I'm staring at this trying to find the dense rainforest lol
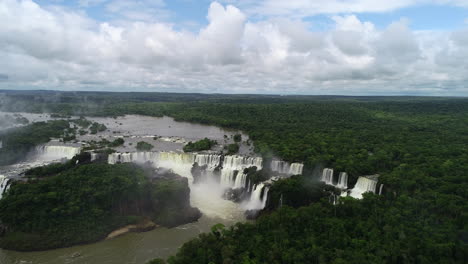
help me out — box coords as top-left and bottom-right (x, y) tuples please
(0, 120), (73, 165)
(0, 91), (467, 262)
(0, 154), (201, 251)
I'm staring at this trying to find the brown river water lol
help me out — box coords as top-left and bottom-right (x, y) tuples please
(0, 113), (251, 264)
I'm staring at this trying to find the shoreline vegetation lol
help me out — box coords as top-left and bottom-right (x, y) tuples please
(0, 92), (466, 263)
(0, 153), (201, 251)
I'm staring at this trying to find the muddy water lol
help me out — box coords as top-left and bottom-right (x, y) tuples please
(0, 113), (252, 264)
(0, 215), (246, 264)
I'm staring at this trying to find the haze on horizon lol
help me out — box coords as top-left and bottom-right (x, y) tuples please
(1, 0), (468, 96)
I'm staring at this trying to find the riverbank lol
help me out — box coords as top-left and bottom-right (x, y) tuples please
(106, 219), (158, 240)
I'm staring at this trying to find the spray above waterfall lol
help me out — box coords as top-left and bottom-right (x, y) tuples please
(108, 151), (303, 213)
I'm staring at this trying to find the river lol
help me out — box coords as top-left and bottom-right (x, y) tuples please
(0, 113), (251, 264)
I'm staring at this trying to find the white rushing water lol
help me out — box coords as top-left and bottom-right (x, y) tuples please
(270, 160), (304, 175)
(320, 168), (379, 199)
(107, 151), (285, 213)
(347, 176), (378, 199)
(244, 183), (269, 210)
(321, 168), (334, 185)
(0, 175), (10, 200)
(35, 145), (81, 162)
(337, 172), (348, 189)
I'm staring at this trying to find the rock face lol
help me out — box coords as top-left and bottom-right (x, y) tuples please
(223, 188), (249, 203)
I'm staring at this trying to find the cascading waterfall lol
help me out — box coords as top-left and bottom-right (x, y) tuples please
(0, 175), (10, 200)
(378, 184), (384, 195)
(321, 168), (334, 185)
(270, 160), (290, 174)
(220, 155), (263, 188)
(270, 160), (304, 175)
(337, 172), (348, 189)
(194, 154), (221, 171)
(289, 163), (304, 175)
(348, 176), (378, 199)
(233, 171), (248, 189)
(35, 145), (81, 161)
(107, 151), (294, 211)
(244, 183), (269, 210)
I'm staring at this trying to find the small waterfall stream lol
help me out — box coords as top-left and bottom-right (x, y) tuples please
(0, 175), (10, 200)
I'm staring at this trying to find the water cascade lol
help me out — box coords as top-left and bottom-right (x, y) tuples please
(0, 175), (10, 200)
(108, 152), (275, 210)
(245, 183), (269, 210)
(321, 168), (334, 185)
(347, 176), (378, 199)
(220, 155), (263, 188)
(337, 172), (348, 189)
(233, 171), (248, 189)
(270, 160), (304, 175)
(194, 154), (221, 171)
(35, 145), (81, 161)
(289, 163), (304, 175)
(378, 184), (384, 195)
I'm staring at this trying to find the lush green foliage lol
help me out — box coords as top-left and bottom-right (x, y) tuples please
(1, 91), (467, 262)
(108, 138), (125, 147)
(139, 99), (466, 263)
(89, 122), (107, 134)
(226, 143), (240, 155)
(137, 141), (154, 151)
(0, 162), (200, 251)
(166, 195), (466, 264)
(0, 120), (72, 165)
(183, 138), (217, 152)
(233, 134), (242, 143)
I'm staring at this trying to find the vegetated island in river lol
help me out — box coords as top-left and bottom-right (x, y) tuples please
(0, 152), (201, 251)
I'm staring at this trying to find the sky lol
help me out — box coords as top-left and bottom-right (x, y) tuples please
(1, 0), (468, 95)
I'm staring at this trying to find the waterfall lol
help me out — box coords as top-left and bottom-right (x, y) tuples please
(270, 160), (304, 175)
(233, 171), (248, 189)
(0, 175), (10, 200)
(220, 170), (238, 188)
(220, 155), (263, 188)
(108, 152), (263, 187)
(245, 183), (269, 210)
(223, 155), (263, 170)
(348, 176), (378, 199)
(194, 154), (221, 171)
(378, 184), (384, 195)
(270, 160), (289, 174)
(321, 168), (334, 185)
(36, 145), (81, 161)
(289, 163), (304, 175)
(90, 152), (98, 161)
(337, 172), (348, 189)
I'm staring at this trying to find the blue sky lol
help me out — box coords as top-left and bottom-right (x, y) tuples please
(1, 0), (468, 95)
(34, 0), (468, 30)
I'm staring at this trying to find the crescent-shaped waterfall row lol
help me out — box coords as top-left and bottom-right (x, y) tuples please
(108, 152), (304, 210)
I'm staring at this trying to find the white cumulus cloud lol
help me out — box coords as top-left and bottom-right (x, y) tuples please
(0, 0), (467, 95)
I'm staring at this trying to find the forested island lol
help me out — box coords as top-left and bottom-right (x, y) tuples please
(0, 91), (466, 263)
(0, 153), (201, 251)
